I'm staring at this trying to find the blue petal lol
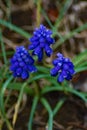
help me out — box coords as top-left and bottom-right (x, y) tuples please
(46, 37), (55, 44)
(40, 42), (45, 48)
(57, 73), (64, 83)
(25, 56), (34, 64)
(63, 63), (69, 70)
(34, 47), (43, 61)
(27, 65), (37, 73)
(50, 68), (58, 76)
(30, 37), (38, 42)
(52, 59), (58, 66)
(28, 42), (39, 50)
(45, 45), (53, 56)
(39, 37), (45, 43)
(13, 72), (17, 77)
(68, 62), (74, 68)
(61, 70), (67, 77)
(10, 65), (16, 71)
(57, 53), (63, 58)
(34, 47), (42, 55)
(16, 68), (22, 76)
(19, 61), (25, 67)
(65, 73), (72, 80)
(69, 68), (75, 75)
(21, 71), (29, 79)
(38, 50), (43, 61)
(10, 56), (17, 63)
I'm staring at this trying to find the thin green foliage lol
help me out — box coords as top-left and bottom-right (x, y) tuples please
(7, 82), (33, 94)
(53, 98), (65, 116)
(53, 0), (73, 33)
(0, 19), (31, 38)
(73, 49), (87, 66)
(0, 29), (7, 64)
(53, 23), (87, 50)
(5, 0), (11, 21)
(0, 0), (87, 130)
(13, 81), (29, 126)
(41, 86), (87, 102)
(41, 98), (53, 130)
(41, 9), (63, 39)
(0, 76), (13, 130)
(75, 66), (87, 73)
(41, 9), (53, 29)
(28, 96), (39, 130)
(36, 0), (41, 26)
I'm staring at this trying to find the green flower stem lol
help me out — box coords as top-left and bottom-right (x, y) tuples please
(34, 82), (40, 96)
(78, 62), (87, 68)
(61, 82), (67, 94)
(53, 98), (65, 116)
(28, 96), (39, 130)
(36, 0), (41, 26)
(41, 86), (87, 102)
(41, 98), (53, 130)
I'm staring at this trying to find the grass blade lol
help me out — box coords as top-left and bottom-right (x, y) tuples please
(12, 82), (28, 126)
(0, 76), (13, 130)
(28, 96), (39, 130)
(73, 50), (87, 66)
(0, 29), (7, 64)
(0, 19), (31, 38)
(41, 98), (53, 130)
(53, 0), (73, 33)
(53, 23), (87, 49)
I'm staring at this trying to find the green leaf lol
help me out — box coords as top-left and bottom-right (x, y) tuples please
(53, 0), (72, 34)
(0, 19), (31, 38)
(53, 23), (87, 49)
(28, 96), (39, 130)
(0, 76), (13, 130)
(0, 29), (7, 64)
(73, 50), (87, 66)
(75, 66), (87, 73)
(41, 86), (87, 102)
(41, 98), (53, 130)
(7, 82), (33, 95)
(53, 98), (65, 116)
(41, 9), (53, 29)
(37, 66), (50, 73)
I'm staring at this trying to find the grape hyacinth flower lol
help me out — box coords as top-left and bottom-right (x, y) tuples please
(50, 53), (75, 83)
(10, 46), (37, 79)
(28, 24), (55, 61)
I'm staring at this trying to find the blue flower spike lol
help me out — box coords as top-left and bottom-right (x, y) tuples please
(28, 24), (55, 61)
(10, 46), (37, 79)
(50, 53), (75, 83)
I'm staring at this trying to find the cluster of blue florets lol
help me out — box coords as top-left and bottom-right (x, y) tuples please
(10, 46), (37, 79)
(10, 24), (75, 82)
(50, 53), (75, 82)
(28, 24), (55, 61)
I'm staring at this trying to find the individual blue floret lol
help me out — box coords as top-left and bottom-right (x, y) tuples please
(28, 24), (55, 61)
(10, 46), (37, 79)
(50, 53), (75, 83)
